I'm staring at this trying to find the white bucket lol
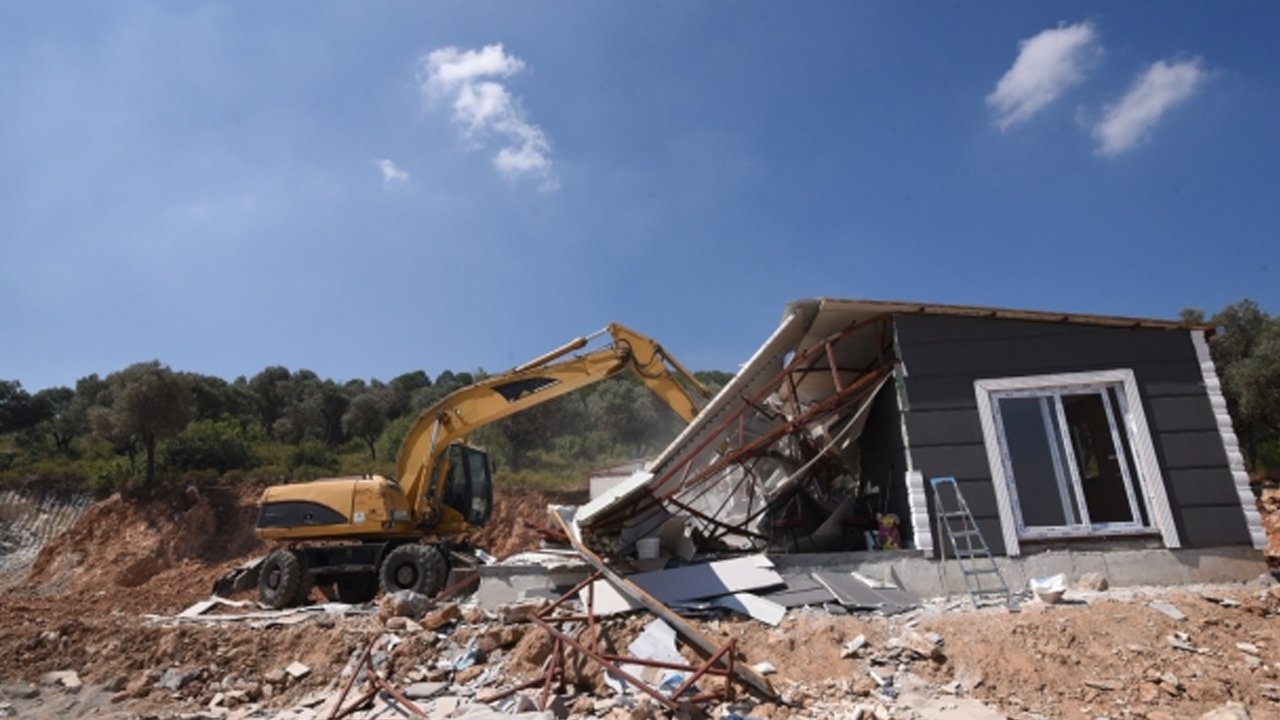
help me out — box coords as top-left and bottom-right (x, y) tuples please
(635, 537), (661, 560)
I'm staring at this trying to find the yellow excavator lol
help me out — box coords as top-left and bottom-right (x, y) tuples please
(236, 323), (710, 608)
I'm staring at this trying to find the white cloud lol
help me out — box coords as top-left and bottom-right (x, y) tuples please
(419, 44), (556, 190)
(377, 158), (410, 184)
(987, 22), (1101, 131)
(1092, 58), (1208, 156)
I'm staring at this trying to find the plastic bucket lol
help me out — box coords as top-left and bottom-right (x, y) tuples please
(636, 537), (661, 560)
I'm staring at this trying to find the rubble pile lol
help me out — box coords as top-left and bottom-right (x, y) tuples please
(3, 569), (1280, 719)
(1, 484), (1279, 719)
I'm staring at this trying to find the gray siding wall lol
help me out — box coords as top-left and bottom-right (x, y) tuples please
(894, 314), (1249, 555)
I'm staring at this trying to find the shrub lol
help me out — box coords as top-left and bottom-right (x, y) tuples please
(161, 418), (256, 474)
(287, 441), (337, 474)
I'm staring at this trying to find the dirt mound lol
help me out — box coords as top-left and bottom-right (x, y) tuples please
(0, 488), (94, 590)
(12, 482), (584, 615)
(468, 486), (588, 559)
(22, 484), (265, 614)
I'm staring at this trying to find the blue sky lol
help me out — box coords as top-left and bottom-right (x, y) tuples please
(3, 3), (1278, 391)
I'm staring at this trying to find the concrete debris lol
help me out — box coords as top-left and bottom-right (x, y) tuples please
(284, 662), (310, 680)
(1167, 631), (1200, 653)
(886, 629), (944, 661)
(585, 554), (784, 617)
(158, 667), (202, 691)
(1076, 571), (1109, 591)
(1199, 702), (1252, 720)
(1236, 641), (1260, 655)
(841, 633), (869, 659)
(379, 589), (432, 620)
(384, 615), (424, 633)
(37, 670), (81, 692)
(1149, 600), (1188, 621)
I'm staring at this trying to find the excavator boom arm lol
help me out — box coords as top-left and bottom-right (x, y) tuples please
(395, 323), (710, 522)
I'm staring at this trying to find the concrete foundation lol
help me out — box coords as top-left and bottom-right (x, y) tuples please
(476, 546), (1270, 609)
(771, 545), (1270, 598)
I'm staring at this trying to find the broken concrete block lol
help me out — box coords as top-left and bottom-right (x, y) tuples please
(841, 634), (868, 659)
(1236, 642), (1260, 656)
(888, 629), (944, 660)
(158, 668), (201, 691)
(379, 590), (432, 620)
(1075, 572), (1109, 591)
(284, 662), (310, 680)
(752, 661), (777, 675)
(955, 666), (984, 692)
(1150, 600), (1187, 621)
(38, 671), (81, 692)
(385, 615), (427, 632)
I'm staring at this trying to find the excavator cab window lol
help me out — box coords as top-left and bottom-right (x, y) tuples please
(442, 443), (493, 526)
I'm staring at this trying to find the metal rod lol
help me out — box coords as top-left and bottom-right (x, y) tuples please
(512, 336), (590, 373)
(477, 675), (545, 705)
(329, 686), (379, 720)
(369, 672), (429, 719)
(551, 509), (776, 701)
(327, 636), (377, 720)
(670, 639), (735, 700)
(529, 614), (682, 711)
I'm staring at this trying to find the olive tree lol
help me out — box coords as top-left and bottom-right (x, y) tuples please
(343, 392), (389, 459)
(94, 361), (194, 486)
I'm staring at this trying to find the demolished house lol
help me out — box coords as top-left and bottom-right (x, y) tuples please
(572, 298), (1267, 586)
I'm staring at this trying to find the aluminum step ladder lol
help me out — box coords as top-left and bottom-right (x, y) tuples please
(930, 476), (1015, 608)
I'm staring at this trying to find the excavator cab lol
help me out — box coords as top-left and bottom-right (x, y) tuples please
(441, 443), (493, 527)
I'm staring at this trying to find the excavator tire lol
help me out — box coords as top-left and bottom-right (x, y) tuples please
(379, 543), (447, 597)
(258, 549), (304, 609)
(334, 574), (379, 604)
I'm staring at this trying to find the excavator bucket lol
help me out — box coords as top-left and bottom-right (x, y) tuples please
(212, 555), (265, 597)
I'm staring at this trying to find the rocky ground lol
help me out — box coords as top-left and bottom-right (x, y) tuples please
(0, 484), (1277, 719)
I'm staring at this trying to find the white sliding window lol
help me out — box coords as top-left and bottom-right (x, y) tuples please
(974, 369), (1179, 556)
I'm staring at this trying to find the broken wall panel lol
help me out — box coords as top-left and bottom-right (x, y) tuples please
(579, 300), (901, 554)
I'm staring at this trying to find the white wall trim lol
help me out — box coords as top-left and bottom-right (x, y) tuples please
(905, 469), (932, 557)
(1192, 331), (1268, 550)
(973, 368), (1181, 555)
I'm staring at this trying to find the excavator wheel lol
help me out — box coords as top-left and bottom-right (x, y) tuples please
(379, 543), (447, 597)
(258, 549), (304, 609)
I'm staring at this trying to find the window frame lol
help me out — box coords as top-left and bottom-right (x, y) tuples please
(974, 369), (1180, 556)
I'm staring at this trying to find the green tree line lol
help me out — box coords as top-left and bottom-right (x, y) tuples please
(3, 298), (1276, 493)
(0, 358), (734, 493)
(1182, 299), (1280, 477)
